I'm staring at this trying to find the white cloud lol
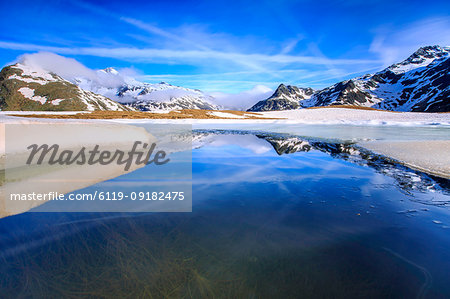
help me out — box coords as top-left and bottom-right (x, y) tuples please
(17, 52), (126, 89)
(18, 52), (96, 81)
(209, 85), (273, 110)
(0, 41), (377, 68)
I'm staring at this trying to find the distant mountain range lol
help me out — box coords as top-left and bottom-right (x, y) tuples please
(74, 67), (219, 111)
(248, 45), (450, 112)
(1, 45), (448, 112)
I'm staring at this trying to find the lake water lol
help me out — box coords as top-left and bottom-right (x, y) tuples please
(1, 129), (450, 298)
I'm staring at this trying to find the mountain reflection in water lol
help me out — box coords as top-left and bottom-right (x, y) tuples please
(193, 130), (449, 201)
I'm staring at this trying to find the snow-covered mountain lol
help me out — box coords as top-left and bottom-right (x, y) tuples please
(247, 84), (314, 111)
(249, 46), (450, 112)
(0, 64), (131, 111)
(302, 45), (450, 112)
(74, 68), (220, 111)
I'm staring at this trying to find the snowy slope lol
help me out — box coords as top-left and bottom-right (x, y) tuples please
(301, 45), (450, 112)
(0, 64), (131, 111)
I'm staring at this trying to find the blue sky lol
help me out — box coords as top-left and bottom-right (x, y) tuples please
(0, 0), (449, 93)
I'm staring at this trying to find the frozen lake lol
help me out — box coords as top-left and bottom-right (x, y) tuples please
(1, 129), (450, 297)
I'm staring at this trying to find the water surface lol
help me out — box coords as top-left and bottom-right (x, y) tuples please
(1, 130), (450, 298)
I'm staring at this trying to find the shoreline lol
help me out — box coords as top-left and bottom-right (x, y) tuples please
(1, 108), (449, 180)
(2, 107), (449, 126)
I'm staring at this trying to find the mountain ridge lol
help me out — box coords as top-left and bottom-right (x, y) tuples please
(74, 68), (220, 111)
(248, 45), (450, 112)
(0, 64), (131, 111)
(247, 84), (314, 111)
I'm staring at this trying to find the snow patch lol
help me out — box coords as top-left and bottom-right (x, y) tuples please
(210, 112), (246, 118)
(18, 87), (47, 105)
(51, 99), (64, 105)
(12, 63), (58, 82)
(8, 74), (49, 85)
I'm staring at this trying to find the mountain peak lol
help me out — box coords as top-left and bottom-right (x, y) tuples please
(247, 84), (314, 111)
(407, 45), (449, 62)
(273, 83), (291, 95)
(273, 84), (305, 97)
(387, 45), (449, 74)
(102, 67), (119, 75)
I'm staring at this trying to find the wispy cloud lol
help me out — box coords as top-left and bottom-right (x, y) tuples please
(0, 40), (377, 66)
(58, 1), (384, 76)
(370, 17), (450, 66)
(2, 0), (448, 94)
(120, 17), (210, 51)
(1, 0), (395, 93)
(280, 35), (304, 55)
(1, 40), (385, 93)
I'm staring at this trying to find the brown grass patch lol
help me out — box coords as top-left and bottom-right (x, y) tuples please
(8, 109), (279, 120)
